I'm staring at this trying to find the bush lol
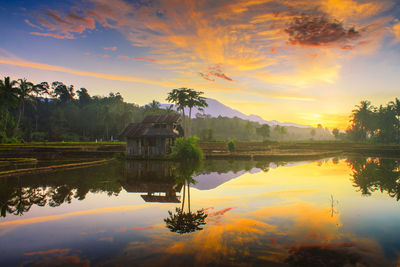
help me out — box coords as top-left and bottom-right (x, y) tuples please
(31, 132), (47, 142)
(170, 136), (204, 161)
(60, 133), (80, 142)
(0, 132), (21, 144)
(227, 139), (236, 152)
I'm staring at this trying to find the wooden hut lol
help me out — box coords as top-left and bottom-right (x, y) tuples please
(120, 114), (183, 157)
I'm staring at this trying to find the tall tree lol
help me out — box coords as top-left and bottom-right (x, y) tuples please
(390, 98), (400, 143)
(166, 88), (190, 138)
(77, 88), (91, 106)
(350, 100), (375, 141)
(0, 77), (18, 134)
(15, 78), (35, 134)
(256, 124), (270, 140)
(185, 89), (208, 137)
(52, 81), (75, 103)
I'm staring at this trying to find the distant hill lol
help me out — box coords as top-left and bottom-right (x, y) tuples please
(161, 98), (310, 128)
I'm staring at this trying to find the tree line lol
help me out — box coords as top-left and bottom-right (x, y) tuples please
(334, 99), (400, 143)
(0, 76), (176, 143)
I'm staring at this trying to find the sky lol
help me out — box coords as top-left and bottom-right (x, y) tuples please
(1, 0), (400, 129)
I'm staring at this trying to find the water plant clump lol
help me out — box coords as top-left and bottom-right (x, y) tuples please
(169, 136), (204, 161)
(227, 139), (236, 152)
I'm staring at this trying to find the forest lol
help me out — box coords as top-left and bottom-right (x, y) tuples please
(344, 100), (400, 143)
(0, 76), (399, 143)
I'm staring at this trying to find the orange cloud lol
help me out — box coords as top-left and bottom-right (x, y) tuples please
(30, 32), (74, 39)
(199, 64), (234, 82)
(392, 22), (400, 42)
(24, 19), (43, 30)
(104, 46), (117, 51)
(26, 0), (396, 92)
(25, 248), (71, 256)
(130, 226), (155, 231)
(0, 58), (175, 87)
(133, 57), (157, 62)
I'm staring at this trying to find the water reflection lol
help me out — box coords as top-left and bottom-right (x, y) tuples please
(121, 161), (182, 203)
(348, 157), (400, 200)
(1, 157), (400, 266)
(0, 163), (123, 217)
(1, 157), (399, 219)
(164, 162), (208, 234)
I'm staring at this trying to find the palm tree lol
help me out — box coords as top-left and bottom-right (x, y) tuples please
(0, 77), (18, 134)
(166, 88), (207, 138)
(390, 98), (400, 143)
(15, 78), (35, 134)
(52, 81), (75, 103)
(166, 88), (189, 138)
(186, 89), (208, 137)
(144, 100), (161, 115)
(351, 100), (375, 141)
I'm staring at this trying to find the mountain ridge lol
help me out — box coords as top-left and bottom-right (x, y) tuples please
(160, 98), (310, 128)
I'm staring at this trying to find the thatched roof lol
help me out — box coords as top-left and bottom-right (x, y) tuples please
(142, 114), (181, 123)
(120, 114), (181, 139)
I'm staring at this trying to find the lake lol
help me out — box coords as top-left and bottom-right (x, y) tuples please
(0, 157), (399, 266)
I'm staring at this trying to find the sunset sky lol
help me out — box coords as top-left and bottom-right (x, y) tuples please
(1, 0), (400, 129)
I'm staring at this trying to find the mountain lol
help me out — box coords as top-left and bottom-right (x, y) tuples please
(160, 98), (310, 128)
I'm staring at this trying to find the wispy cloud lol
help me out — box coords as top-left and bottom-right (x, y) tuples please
(25, 248), (71, 256)
(30, 32), (74, 39)
(25, 0), (398, 91)
(103, 46), (117, 51)
(0, 58), (176, 87)
(199, 64), (234, 82)
(24, 19), (43, 30)
(133, 57), (157, 62)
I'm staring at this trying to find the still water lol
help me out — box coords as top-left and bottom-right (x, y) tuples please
(0, 157), (399, 266)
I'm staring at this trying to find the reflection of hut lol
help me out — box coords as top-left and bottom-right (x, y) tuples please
(120, 114), (183, 158)
(120, 161), (182, 203)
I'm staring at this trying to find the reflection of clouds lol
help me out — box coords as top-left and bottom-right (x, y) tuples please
(24, 248), (71, 256)
(99, 237), (114, 242)
(0, 204), (147, 227)
(22, 248), (90, 267)
(104, 200), (385, 266)
(285, 242), (388, 266)
(130, 226), (155, 231)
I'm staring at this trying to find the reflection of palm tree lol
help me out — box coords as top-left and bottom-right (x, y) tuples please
(348, 157), (400, 200)
(165, 207), (207, 234)
(164, 162), (207, 234)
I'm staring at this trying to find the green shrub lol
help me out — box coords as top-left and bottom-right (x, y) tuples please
(170, 136), (204, 161)
(60, 133), (80, 142)
(0, 132), (21, 144)
(227, 139), (236, 152)
(31, 132), (47, 142)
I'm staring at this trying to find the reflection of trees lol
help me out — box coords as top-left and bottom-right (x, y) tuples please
(348, 157), (400, 200)
(165, 207), (207, 234)
(0, 162), (123, 217)
(164, 162), (207, 234)
(285, 243), (383, 266)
